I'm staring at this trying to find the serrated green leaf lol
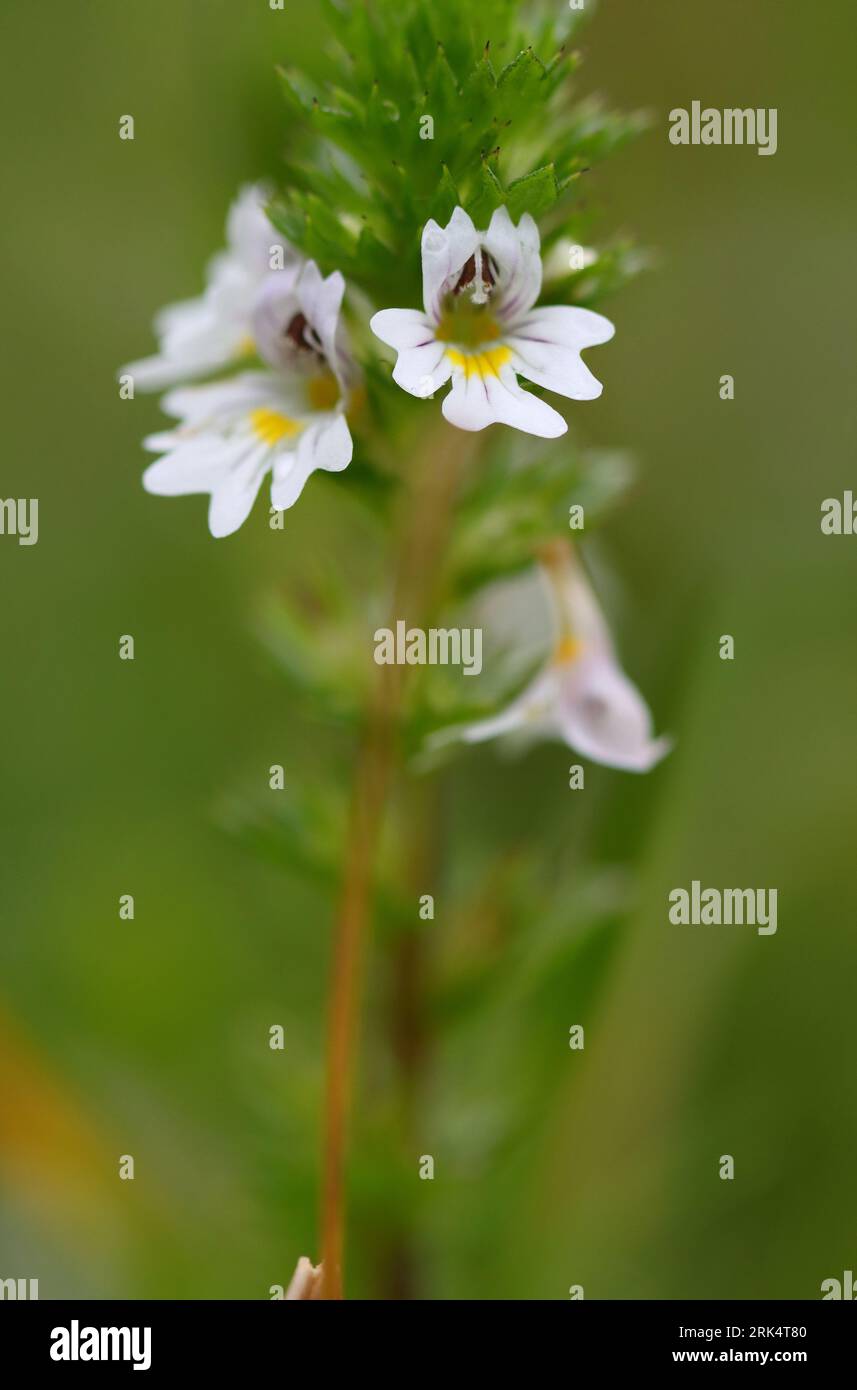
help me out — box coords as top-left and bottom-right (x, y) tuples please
(496, 47), (546, 103)
(466, 160), (505, 224)
(505, 164), (560, 220)
(426, 163), (461, 224)
(464, 51), (498, 106)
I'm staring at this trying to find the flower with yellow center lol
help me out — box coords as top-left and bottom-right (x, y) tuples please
(457, 544), (671, 773)
(142, 261), (357, 537)
(370, 205), (615, 437)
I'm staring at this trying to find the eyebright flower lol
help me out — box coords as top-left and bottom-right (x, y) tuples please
(370, 205), (614, 438)
(142, 261), (356, 537)
(121, 184), (296, 391)
(460, 544), (671, 772)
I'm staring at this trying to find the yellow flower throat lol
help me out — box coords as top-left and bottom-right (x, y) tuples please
(436, 302), (511, 378)
(250, 409), (302, 446)
(249, 373), (341, 447)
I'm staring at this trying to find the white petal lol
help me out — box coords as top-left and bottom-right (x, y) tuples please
(251, 267), (304, 369)
(508, 305), (614, 401)
(370, 308), (435, 352)
(484, 206), (543, 322)
(294, 261), (357, 391)
(129, 264), (257, 395)
(142, 430), (182, 452)
(306, 411), (353, 473)
(153, 295), (204, 338)
(270, 413), (352, 511)
(298, 263), (343, 356)
(370, 310), (452, 397)
(442, 358), (567, 437)
(121, 185), (286, 393)
(200, 259), (259, 326)
(225, 182), (285, 275)
(393, 343), (453, 397)
(119, 353), (193, 393)
(207, 448), (271, 538)
(421, 207), (479, 321)
(161, 372), (301, 426)
(120, 303), (243, 391)
(556, 652), (671, 772)
(142, 438), (237, 496)
(269, 448), (306, 511)
(517, 304), (615, 350)
(461, 706), (529, 743)
(462, 669), (559, 743)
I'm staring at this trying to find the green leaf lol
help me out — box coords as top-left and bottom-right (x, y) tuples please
(496, 47), (547, 105)
(445, 441), (637, 601)
(505, 164), (561, 220)
(426, 163), (461, 224)
(466, 160), (505, 224)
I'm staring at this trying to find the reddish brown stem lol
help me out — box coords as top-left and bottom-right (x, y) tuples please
(319, 424), (477, 1299)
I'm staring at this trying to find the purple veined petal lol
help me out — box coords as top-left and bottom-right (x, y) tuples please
(393, 342), (453, 397)
(421, 207), (480, 322)
(370, 308), (437, 351)
(370, 309), (453, 397)
(506, 305), (615, 402)
(484, 206), (543, 324)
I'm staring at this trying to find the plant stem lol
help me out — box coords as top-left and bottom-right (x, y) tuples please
(319, 423), (477, 1299)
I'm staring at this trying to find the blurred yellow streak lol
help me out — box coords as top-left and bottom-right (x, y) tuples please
(0, 1011), (115, 1235)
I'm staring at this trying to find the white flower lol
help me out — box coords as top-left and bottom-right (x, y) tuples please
(142, 261), (356, 537)
(460, 545), (671, 773)
(121, 184), (297, 391)
(370, 205), (614, 438)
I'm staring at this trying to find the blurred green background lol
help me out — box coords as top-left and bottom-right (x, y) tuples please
(1, 0), (855, 1299)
